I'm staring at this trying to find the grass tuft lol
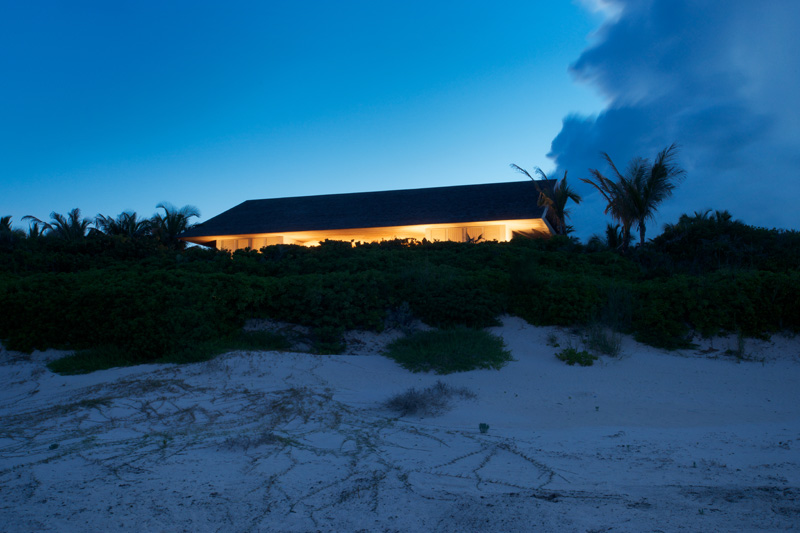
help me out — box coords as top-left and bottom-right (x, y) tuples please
(383, 327), (512, 374)
(584, 322), (622, 357)
(384, 380), (476, 416)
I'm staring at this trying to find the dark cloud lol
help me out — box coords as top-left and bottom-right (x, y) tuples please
(550, 0), (800, 239)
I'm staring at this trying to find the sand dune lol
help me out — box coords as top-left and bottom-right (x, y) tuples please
(1, 317), (799, 532)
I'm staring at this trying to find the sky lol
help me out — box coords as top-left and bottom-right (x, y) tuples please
(2, 0), (798, 241)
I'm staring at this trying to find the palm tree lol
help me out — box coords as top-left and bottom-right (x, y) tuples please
(581, 143), (685, 250)
(22, 208), (93, 241)
(95, 211), (152, 238)
(587, 223), (634, 252)
(510, 165), (582, 236)
(26, 221), (44, 239)
(607, 223), (632, 251)
(151, 203), (200, 249)
(713, 210), (732, 224)
(0, 216), (24, 246)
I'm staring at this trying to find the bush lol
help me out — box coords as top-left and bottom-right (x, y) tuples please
(254, 271), (391, 331)
(383, 380), (476, 416)
(509, 267), (604, 326)
(398, 263), (506, 328)
(632, 270), (800, 348)
(0, 269), (251, 362)
(644, 213), (800, 274)
(555, 347), (597, 366)
(383, 327), (512, 374)
(632, 277), (693, 349)
(2, 218), (798, 372)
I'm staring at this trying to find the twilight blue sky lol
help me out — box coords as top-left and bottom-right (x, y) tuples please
(2, 0), (798, 240)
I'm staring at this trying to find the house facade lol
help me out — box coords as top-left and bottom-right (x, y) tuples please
(179, 181), (555, 250)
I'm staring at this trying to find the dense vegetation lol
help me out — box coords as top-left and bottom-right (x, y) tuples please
(384, 327), (512, 374)
(1, 208), (799, 373)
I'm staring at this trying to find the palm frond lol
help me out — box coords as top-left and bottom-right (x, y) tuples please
(589, 144), (685, 248)
(152, 203), (200, 249)
(509, 163), (534, 181)
(513, 164), (582, 236)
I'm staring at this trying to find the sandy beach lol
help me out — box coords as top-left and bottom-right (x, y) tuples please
(2, 316), (799, 532)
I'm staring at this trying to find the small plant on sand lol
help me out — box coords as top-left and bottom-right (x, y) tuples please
(383, 327), (512, 374)
(546, 332), (560, 347)
(479, 422), (490, 434)
(724, 330), (747, 361)
(723, 330), (764, 363)
(556, 347), (597, 366)
(384, 380), (476, 416)
(584, 321), (622, 357)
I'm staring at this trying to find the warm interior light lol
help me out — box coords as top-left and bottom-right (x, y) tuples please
(182, 218), (551, 250)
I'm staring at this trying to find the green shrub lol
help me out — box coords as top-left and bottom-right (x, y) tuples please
(0, 268), (250, 362)
(398, 263), (505, 328)
(384, 327), (512, 374)
(632, 270), (800, 348)
(2, 219), (798, 372)
(254, 271), (391, 331)
(632, 278), (693, 349)
(509, 265), (603, 326)
(644, 213), (800, 274)
(555, 347), (597, 366)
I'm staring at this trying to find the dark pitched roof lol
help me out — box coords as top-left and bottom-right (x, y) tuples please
(180, 180), (551, 238)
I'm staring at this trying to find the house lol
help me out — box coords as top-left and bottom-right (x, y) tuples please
(179, 180), (556, 250)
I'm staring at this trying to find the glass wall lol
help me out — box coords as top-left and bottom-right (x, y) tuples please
(216, 223), (512, 250)
(426, 225), (505, 242)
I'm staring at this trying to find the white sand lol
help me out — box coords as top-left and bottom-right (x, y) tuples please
(1, 316), (799, 532)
